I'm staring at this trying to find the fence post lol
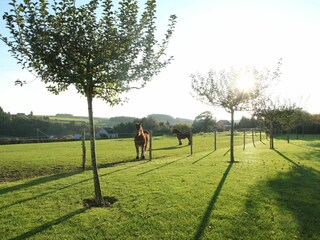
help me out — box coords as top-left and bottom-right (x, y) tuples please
(81, 129), (86, 171)
(149, 130), (152, 160)
(252, 129), (255, 147)
(190, 128), (193, 155)
(260, 129), (262, 141)
(243, 129), (246, 150)
(214, 129), (217, 151)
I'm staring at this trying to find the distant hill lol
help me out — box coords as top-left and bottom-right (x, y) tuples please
(147, 114), (193, 125)
(47, 113), (193, 127)
(107, 116), (136, 126)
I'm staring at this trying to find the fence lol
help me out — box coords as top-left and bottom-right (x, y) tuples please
(0, 129), (272, 175)
(90, 128), (268, 162)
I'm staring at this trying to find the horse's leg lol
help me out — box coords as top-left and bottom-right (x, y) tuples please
(141, 143), (146, 159)
(136, 145), (139, 160)
(178, 138), (182, 145)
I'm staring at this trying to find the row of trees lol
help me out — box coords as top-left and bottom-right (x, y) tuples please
(189, 60), (320, 161)
(1, 0), (318, 206)
(236, 112), (320, 135)
(0, 107), (87, 140)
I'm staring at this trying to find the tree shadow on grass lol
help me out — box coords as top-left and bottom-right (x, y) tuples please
(1, 158), (150, 195)
(223, 148), (230, 156)
(1, 161), (142, 212)
(11, 208), (87, 240)
(98, 158), (147, 169)
(153, 145), (189, 151)
(137, 155), (190, 176)
(267, 165), (320, 239)
(0, 170), (82, 195)
(192, 150), (215, 164)
(0, 175), (95, 211)
(193, 162), (233, 240)
(101, 160), (149, 177)
(237, 149), (320, 239)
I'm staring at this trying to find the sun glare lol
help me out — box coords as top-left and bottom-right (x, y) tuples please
(236, 72), (255, 91)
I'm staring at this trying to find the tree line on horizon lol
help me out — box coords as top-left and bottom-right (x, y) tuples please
(1, 106), (320, 141)
(1, 0), (319, 206)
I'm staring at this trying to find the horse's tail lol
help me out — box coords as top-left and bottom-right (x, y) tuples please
(144, 130), (150, 149)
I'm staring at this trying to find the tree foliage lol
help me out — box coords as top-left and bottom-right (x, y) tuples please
(192, 111), (216, 133)
(190, 62), (281, 162)
(1, 0), (176, 206)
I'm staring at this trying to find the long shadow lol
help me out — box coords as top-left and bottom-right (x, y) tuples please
(1, 161), (148, 211)
(98, 158), (146, 169)
(0, 170), (82, 195)
(193, 162), (233, 240)
(152, 145), (188, 151)
(223, 149), (230, 156)
(266, 166), (320, 239)
(1, 158), (148, 195)
(137, 156), (189, 176)
(11, 208), (87, 240)
(101, 160), (149, 176)
(273, 149), (303, 170)
(0, 177), (92, 211)
(237, 165), (320, 239)
(192, 151), (215, 164)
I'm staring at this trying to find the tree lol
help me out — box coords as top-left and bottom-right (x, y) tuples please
(277, 102), (301, 143)
(191, 63), (281, 162)
(192, 111), (216, 133)
(254, 97), (300, 147)
(293, 109), (312, 137)
(254, 97), (281, 149)
(1, 0), (176, 206)
(236, 116), (258, 129)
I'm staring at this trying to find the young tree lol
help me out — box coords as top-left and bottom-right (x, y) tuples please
(253, 97), (280, 149)
(277, 102), (301, 143)
(1, 0), (176, 206)
(191, 63), (281, 162)
(294, 109), (312, 137)
(192, 111), (216, 133)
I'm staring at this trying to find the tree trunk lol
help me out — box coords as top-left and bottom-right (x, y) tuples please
(214, 129), (217, 151)
(252, 130), (255, 147)
(243, 129), (246, 150)
(270, 121), (274, 149)
(230, 110), (235, 163)
(87, 94), (103, 206)
(81, 129), (86, 171)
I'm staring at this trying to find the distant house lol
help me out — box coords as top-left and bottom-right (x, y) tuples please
(73, 133), (90, 140)
(216, 120), (231, 131)
(96, 127), (118, 139)
(73, 134), (82, 140)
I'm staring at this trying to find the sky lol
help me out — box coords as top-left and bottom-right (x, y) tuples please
(1, 0), (320, 121)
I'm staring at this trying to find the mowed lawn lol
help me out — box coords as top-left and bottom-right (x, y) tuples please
(0, 133), (319, 239)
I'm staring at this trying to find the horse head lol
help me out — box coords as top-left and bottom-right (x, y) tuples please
(136, 123), (144, 135)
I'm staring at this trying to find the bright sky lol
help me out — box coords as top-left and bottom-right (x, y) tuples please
(1, 0), (319, 121)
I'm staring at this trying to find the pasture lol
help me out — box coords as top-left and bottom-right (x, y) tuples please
(0, 133), (319, 239)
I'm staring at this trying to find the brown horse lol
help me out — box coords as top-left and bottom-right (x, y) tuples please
(134, 123), (149, 160)
(172, 128), (191, 145)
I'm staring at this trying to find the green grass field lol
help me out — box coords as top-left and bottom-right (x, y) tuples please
(0, 133), (319, 239)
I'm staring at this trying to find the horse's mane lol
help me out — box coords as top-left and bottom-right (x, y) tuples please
(172, 128), (182, 133)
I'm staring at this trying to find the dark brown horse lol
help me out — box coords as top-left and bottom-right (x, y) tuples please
(134, 123), (149, 160)
(172, 128), (191, 145)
